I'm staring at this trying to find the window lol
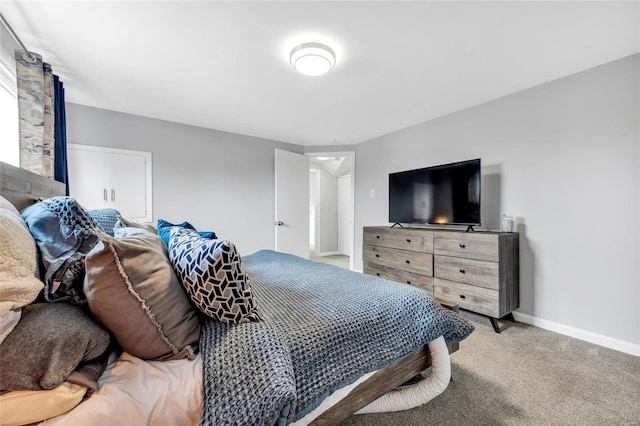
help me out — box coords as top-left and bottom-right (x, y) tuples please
(0, 24), (19, 167)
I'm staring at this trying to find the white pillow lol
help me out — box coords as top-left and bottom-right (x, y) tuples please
(0, 381), (87, 426)
(0, 309), (21, 346)
(0, 196), (43, 322)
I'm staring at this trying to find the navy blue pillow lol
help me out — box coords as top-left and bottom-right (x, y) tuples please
(157, 219), (217, 245)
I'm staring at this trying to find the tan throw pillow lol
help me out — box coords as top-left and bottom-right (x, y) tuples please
(0, 196), (42, 336)
(84, 228), (201, 361)
(0, 382), (87, 426)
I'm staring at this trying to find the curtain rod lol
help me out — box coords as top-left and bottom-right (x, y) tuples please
(0, 13), (36, 63)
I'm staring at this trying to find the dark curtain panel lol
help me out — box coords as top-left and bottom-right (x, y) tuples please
(53, 74), (69, 195)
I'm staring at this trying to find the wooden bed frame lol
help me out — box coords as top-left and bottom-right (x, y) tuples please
(0, 161), (65, 210)
(0, 160), (459, 425)
(311, 340), (458, 425)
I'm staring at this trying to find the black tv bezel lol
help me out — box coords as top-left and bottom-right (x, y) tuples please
(388, 158), (481, 227)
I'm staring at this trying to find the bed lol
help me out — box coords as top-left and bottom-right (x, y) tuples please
(0, 161), (473, 425)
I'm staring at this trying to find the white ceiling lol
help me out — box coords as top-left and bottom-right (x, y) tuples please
(1, 1), (638, 146)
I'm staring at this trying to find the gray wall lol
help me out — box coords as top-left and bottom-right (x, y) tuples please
(66, 104), (302, 256)
(310, 164), (339, 254)
(354, 54), (640, 347)
(66, 54), (639, 350)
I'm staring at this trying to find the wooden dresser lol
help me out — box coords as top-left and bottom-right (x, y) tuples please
(363, 226), (519, 332)
(363, 227), (434, 294)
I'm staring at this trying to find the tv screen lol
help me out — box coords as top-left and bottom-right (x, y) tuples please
(389, 159), (481, 226)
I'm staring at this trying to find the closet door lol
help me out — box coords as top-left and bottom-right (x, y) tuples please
(67, 144), (152, 221)
(103, 151), (148, 219)
(67, 147), (110, 209)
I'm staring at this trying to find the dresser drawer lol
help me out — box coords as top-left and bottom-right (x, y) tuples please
(364, 263), (434, 294)
(434, 278), (499, 317)
(364, 227), (433, 253)
(434, 232), (499, 262)
(363, 244), (432, 276)
(434, 255), (499, 290)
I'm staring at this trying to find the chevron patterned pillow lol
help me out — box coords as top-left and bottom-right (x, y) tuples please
(168, 228), (260, 324)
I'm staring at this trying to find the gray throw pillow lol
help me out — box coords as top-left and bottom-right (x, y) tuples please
(168, 227), (259, 324)
(0, 303), (110, 391)
(84, 228), (201, 361)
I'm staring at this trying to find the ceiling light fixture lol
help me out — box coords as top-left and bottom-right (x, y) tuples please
(290, 42), (336, 76)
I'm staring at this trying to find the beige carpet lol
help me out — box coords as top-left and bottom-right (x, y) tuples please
(341, 313), (640, 426)
(310, 253), (350, 270)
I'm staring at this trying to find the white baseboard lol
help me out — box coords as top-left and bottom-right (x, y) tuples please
(317, 251), (340, 257)
(512, 312), (640, 357)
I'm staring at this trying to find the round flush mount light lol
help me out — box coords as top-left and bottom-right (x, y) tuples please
(290, 42), (336, 76)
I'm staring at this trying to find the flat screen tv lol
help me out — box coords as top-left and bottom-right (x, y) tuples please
(389, 159), (481, 226)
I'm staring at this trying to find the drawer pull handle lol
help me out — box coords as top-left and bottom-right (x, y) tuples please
(459, 243), (466, 248)
(375, 254), (379, 258)
(406, 281), (411, 285)
(405, 260), (410, 264)
(376, 235), (380, 239)
(376, 273), (380, 276)
(406, 238), (411, 243)
(459, 294), (466, 299)
(459, 269), (466, 273)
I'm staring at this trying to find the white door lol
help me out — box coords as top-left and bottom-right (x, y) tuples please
(309, 170), (319, 252)
(104, 152), (148, 218)
(338, 174), (352, 256)
(68, 147), (110, 209)
(275, 149), (309, 259)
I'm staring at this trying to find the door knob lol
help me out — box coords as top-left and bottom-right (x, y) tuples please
(275, 221), (284, 226)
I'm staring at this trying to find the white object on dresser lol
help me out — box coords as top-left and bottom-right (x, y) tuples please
(500, 213), (514, 232)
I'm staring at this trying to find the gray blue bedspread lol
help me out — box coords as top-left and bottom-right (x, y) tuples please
(199, 250), (474, 426)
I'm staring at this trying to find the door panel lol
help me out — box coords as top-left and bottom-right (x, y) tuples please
(275, 149), (309, 259)
(338, 174), (352, 256)
(68, 147), (109, 209)
(106, 152), (148, 218)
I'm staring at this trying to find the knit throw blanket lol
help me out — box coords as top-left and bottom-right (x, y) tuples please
(199, 250), (474, 426)
(21, 197), (100, 305)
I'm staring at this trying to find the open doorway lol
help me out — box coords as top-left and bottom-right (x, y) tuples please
(307, 152), (354, 270)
